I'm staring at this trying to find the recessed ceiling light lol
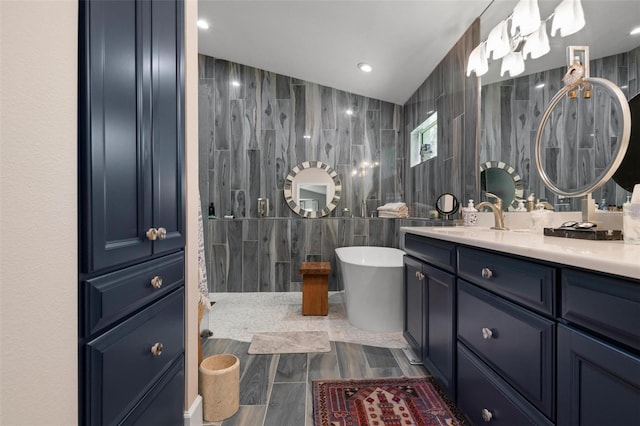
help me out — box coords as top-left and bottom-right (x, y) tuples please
(346, 109), (354, 115)
(357, 63), (373, 73)
(231, 81), (240, 87)
(535, 83), (545, 89)
(197, 19), (210, 29)
(630, 26), (640, 35)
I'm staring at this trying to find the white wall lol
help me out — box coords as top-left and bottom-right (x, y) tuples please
(0, 1), (79, 424)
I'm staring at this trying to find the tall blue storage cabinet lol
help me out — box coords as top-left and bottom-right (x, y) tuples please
(78, 0), (186, 424)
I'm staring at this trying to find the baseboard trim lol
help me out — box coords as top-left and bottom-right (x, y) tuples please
(184, 395), (203, 426)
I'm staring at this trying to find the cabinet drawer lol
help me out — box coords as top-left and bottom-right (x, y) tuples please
(562, 269), (640, 352)
(121, 356), (185, 426)
(457, 246), (555, 315)
(458, 280), (555, 418)
(86, 289), (184, 426)
(82, 252), (184, 336)
(404, 233), (456, 273)
(457, 344), (553, 426)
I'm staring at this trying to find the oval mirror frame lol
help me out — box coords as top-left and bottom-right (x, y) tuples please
(480, 161), (524, 210)
(283, 161), (342, 218)
(534, 77), (631, 198)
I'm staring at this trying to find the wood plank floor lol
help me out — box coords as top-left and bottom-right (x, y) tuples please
(201, 338), (428, 426)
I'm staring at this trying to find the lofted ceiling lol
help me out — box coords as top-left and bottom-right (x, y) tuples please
(198, 1), (640, 105)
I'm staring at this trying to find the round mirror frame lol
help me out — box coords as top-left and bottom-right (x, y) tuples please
(435, 193), (460, 219)
(479, 161), (524, 210)
(283, 161), (342, 218)
(534, 77), (631, 198)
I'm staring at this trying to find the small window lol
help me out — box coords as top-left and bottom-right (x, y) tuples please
(410, 112), (438, 167)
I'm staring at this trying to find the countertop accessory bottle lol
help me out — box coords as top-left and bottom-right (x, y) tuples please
(208, 202), (216, 218)
(623, 184), (640, 244)
(462, 199), (478, 226)
(515, 200), (527, 211)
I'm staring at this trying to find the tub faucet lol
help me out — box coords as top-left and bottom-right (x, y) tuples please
(476, 192), (507, 230)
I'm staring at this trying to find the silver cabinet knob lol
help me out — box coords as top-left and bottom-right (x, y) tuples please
(150, 276), (163, 289)
(481, 408), (493, 422)
(146, 227), (167, 241)
(482, 327), (493, 340)
(156, 227), (167, 240)
(416, 271), (425, 281)
(481, 267), (493, 279)
(150, 342), (163, 356)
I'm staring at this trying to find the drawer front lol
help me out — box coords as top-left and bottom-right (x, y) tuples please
(457, 344), (553, 426)
(458, 280), (555, 418)
(83, 252), (184, 336)
(457, 246), (555, 315)
(86, 289), (185, 426)
(121, 356), (185, 426)
(557, 325), (640, 426)
(562, 269), (640, 352)
(404, 233), (456, 273)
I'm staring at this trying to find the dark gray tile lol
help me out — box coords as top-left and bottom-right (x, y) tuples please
(229, 99), (246, 190)
(275, 261), (291, 292)
(275, 353), (307, 382)
(276, 74), (291, 100)
(362, 345), (399, 368)
(307, 352), (339, 383)
(227, 220), (243, 292)
(213, 59), (229, 150)
(221, 405), (266, 426)
(242, 241), (259, 292)
(263, 382), (306, 426)
(335, 342), (372, 378)
(262, 71), (276, 130)
(239, 354), (277, 405)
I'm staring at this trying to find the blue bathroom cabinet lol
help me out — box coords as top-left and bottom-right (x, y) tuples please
(78, 0), (185, 425)
(403, 231), (640, 425)
(404, 235), (457, 400)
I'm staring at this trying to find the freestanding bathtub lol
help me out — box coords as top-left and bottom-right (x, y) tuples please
(335, 246), (405, 332)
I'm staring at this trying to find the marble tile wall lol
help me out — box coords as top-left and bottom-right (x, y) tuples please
(481, 45), (640, 209)
(403, 20), (481, 217)
(199, 56), (407, 292)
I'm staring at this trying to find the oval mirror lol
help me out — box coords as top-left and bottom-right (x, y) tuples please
(283, 161), (342, 218)
(435, 193), (459, 219)
(535, 77), (631, 197)
(480, 161), (524, 211)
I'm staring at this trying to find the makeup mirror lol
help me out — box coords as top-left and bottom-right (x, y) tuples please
(435, 193), (460, 220)
(283, 161), (342, 218)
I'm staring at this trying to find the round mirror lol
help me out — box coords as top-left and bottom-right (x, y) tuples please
(612, 92), (640, 192)
(435, 193), (459, 219)
(283, 161), (342, 218)
(535, 77), (631, 197)
(480, 161), (524, 211)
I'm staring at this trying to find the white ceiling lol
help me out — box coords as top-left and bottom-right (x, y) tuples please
(198, 0), (640, 105)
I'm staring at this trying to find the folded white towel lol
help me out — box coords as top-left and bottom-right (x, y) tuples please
(377, 202), (408, 212)
(378, 210), (409, 218)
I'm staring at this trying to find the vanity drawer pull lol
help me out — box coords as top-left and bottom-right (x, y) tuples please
(481, 267), (493, 279)
(415, 271), (425, 281)
(150, 342), (163, 356)
(150, 275), (163, 289)
(482, 327), (494, 340)
(481, 408), (493, 422)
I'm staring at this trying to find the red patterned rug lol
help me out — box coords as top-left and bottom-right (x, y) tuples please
(312, 377), (466, 426)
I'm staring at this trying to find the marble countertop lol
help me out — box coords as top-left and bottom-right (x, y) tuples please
(400, 226), (640, 280)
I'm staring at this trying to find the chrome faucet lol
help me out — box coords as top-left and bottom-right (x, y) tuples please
(476, 192), (507, 230)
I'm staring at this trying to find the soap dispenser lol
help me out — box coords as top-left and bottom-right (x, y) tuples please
(462, 199), (478, 226)
(515, 200), (527, 212)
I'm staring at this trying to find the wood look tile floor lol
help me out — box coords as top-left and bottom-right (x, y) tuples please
(201, 291), (427, 425)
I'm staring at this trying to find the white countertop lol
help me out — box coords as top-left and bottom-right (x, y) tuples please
(400, 226), (640, 280)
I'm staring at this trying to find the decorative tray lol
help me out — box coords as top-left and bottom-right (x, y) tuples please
(543, 227), (623, 241)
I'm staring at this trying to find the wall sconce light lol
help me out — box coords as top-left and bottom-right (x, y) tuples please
(467, 0), (585, 78)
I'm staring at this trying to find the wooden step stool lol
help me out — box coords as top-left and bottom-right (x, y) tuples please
(300, 262), (331, 316)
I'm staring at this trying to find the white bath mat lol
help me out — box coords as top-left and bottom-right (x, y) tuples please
(247, 331), (331, 354)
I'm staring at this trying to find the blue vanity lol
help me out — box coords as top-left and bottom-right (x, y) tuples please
(401, 227), (640, 425)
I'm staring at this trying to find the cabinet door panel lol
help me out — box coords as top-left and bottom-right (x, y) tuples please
(423, 263), (455, 399)
(403, 256), (424, 358)
(557, 325), (640, 426)
(81, 0), (153, 273)
(151, 0), (185, 255)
